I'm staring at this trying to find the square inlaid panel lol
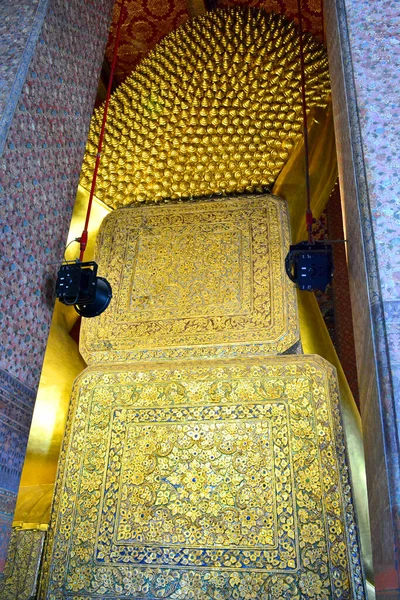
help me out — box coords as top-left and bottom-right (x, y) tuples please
(41, 357), (365, 599)
(80, 195), (299, 363)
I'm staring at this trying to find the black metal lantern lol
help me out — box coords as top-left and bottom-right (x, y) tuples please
(285, 241), (334, 292)
(56, 261), (112, 318)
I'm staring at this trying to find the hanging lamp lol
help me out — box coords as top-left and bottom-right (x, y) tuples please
(285, 0), (334, 292)
(55, 0), (126, 317)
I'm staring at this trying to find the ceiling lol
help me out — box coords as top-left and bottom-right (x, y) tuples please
(105, 0), (324, 84)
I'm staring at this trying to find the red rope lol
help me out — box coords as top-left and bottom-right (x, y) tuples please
(296, 0), (314, 243)
(79, 0), (126, 261)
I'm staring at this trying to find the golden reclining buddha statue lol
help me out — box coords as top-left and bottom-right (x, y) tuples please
(11, 7), (372, 599)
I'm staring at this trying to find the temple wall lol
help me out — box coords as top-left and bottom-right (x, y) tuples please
(0, 0), (46, 155)
(325, 0), (400, 597)
(0, 0), (114, 574)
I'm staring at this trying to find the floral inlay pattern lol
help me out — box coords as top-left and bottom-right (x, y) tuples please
(130, 227), (246, 316)
(41, 357), (365, 599)
(80, 195), (299, 363)
(113, 417), (278, 552)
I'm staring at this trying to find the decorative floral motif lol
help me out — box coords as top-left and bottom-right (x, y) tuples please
(105, 0), (189, 84)
(80, 196), (299, 362)
(0, 528), (46, 599)
(113, 418), (278, 553)
(41, 356), (365, 599)
(129, 226), (246, 315)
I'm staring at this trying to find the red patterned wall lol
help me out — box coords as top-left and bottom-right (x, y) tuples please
(105, 0), (190, 83)
(219, 0), (324, 40)
(105, 0), (324, 83)
(327, 186), (360, 407)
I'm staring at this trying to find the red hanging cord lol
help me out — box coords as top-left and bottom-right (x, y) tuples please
(296, 0), (314, 243)
(79, 0), (126, 261)
(321, 0), (326, 47)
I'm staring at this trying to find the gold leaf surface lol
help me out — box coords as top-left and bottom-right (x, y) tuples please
(80, 8), (330, 208)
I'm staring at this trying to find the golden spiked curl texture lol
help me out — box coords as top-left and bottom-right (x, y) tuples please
(81, 8), (330, 208)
